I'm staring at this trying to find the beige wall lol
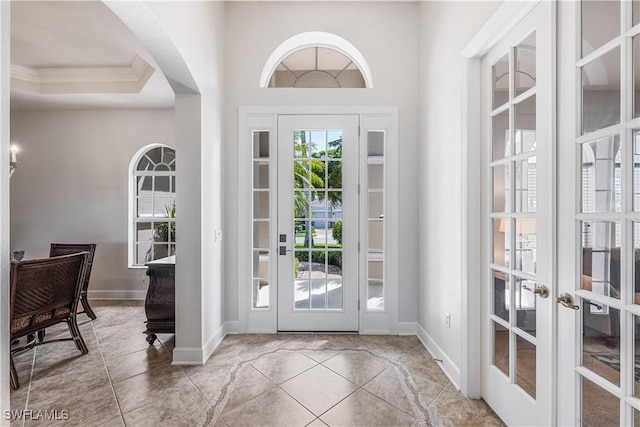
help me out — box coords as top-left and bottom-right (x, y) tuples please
(10, 109), (174, 298)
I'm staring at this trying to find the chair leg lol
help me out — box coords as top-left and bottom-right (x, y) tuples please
(37, 329), (46, 342)
(81, 294), (97, 320)
(10, 355), (19, 390)
(66, 317), (88, 354)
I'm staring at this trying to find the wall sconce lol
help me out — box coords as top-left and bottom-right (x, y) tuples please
(9, 144), (18, 178)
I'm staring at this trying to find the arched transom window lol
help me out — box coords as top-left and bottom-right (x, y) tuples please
(129, 144), (176, 267)
(260, 31), (373, 89)
(269, 47), (365, 88)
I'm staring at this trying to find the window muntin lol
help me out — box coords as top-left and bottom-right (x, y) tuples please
(130, 145), (176, 266)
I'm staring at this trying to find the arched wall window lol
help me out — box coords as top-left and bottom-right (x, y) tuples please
(129, 144), (176, 267)
(260, 31), (373, 89)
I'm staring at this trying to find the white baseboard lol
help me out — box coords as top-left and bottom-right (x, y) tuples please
(87, 290), (146, 300)
(397, 322), (417, 335)
(417, 323), (461, 389)
(172, 321), (239, 365)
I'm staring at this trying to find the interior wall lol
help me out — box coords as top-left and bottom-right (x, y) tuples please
(9, 108), (175, 297)
(224, 1), (419, 325)
(417, 0), (500, 384)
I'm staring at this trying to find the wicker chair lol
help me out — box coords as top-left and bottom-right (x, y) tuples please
(49, 243), (97, 320)
(10, 252), (90, 389)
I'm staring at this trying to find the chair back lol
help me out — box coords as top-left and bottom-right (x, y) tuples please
(10, 252), (88, 337)
(49, 243), (96, 291)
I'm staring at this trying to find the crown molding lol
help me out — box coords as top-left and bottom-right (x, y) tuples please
(10, 55), (155, 94)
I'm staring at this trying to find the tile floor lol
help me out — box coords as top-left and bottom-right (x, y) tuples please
(9, 301), (503, 427)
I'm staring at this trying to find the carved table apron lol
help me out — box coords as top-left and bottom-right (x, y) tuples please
(144, 255), (175, 344)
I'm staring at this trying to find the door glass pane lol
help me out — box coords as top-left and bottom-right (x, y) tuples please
(516, 278), (537, 336)
(367, 132), (385, 312)
(367, 130), (384, 157)
(515, 32), (536, 97)
(581, 376), (620, 426)
(493, 109), (510, 161)
(634, 315), (640, 398)
(582, 47), (621, 134)
(635, 131), (640, 212)
(252, 131), (270, 310)
(581, 135), (622, 213)
(368, 257), (384, 311)
(515, 95), (536, 155)
(253, 221), (269, 249)
(254, 162), (269, 188)
(493, 164), (511, 213)
(493, 53), (510, 109)
(493, 218), (510, 267)
(368, 164), (384, 189)
(292, 129), (345, 312)
(516, 156), (537, 213)
(253, 191), (269, 219)
(493, 270), (509, 322)
(516, 218), (536, 275)
(636, 223), (640, 304)
(493, 321), (510, 377)
(581, 221), (622, 299)
(582, 298), (620, 387)
(253, 131), (269, 159)
(516, 335), (536, 398)
(581, 0), (620, 57)
(635, 36), (640, 118)
(253, 279), (269, 309)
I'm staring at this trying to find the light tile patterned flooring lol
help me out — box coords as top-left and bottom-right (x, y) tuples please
(9, 301), (503, 426)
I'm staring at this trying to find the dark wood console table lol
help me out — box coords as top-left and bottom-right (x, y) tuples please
(144, 255), (175, 345)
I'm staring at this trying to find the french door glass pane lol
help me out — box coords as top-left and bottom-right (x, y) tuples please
(516, 157), (537, 213)
(493, 53), (510, 109)
(581, 136), (622, 213)
(582, 298), (620, 387)
(581, 376), (620, 426)
(516, 218), (537, 275)
(515, 95), (536, 155)
(515, 32), (536, 97)
(493, 110), (510, 161)
(493, 218), (509, 267)
(635, 37), (640, 118)
(634, 315), (640, 397)
(581, 0), (620, 57)
(493, 321), (510, 377)
(493, 270), (509, 322)
(634, 0), (640, 27)
(581, 221), (622, 299)
(516, 335), (536, 398)
(515, 278), (537, 336)
(582, 48), (621, 134)
(493, 164), (510, 213)
(635, 131), (640, 212)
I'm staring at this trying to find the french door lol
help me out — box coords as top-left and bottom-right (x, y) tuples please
(276, 115), (359, 331)
(481, 2), (554, 425)
(557, 1), (640, 425)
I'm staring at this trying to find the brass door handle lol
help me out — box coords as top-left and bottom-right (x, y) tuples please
(522, 284), (549, 298)
(556, 293), (580, 310)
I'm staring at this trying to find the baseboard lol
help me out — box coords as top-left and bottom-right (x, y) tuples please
(397, 322), (417, 336)
(172, 321), (239, 365)
(416, 323), (461, 389)
(87, 290), (146, 300)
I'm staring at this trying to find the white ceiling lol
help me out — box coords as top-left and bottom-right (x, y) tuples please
(10, 1), (175, 110)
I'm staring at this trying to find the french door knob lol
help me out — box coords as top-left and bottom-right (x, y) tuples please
(522, 284), (549, 298)
(556, 293), (580, 310)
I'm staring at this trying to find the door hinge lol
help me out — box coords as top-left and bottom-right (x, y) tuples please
(358, 183), (361, 195)
(358, 126), (361, 137)
(358, 300), (361, 310)
(358, 241), (360, 252)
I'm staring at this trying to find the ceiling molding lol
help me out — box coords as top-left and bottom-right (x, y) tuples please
(10, 55), (155, 94)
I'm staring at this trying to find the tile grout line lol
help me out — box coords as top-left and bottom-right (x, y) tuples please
(91, 319), (127, 426)
(20, 346), (38, 427)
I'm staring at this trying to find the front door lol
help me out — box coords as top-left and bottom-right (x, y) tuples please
(480, 2), (554, 425)
(277, 115), (359, 331)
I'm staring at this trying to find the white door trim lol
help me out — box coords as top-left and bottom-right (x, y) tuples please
(460, 0), (545, 400)
(238, 106), (399, 335)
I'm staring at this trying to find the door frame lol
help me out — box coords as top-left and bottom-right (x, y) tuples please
(238, 106), (399, 335)
(460, 0), (556, 403)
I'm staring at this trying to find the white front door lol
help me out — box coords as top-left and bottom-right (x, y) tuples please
(557, 1), (640, 424)
(480, 2), (554, 425)
(276, 115), (359, 331)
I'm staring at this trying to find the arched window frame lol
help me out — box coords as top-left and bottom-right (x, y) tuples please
(128, 143), (176, 268)
(260, 31), (373, 88)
